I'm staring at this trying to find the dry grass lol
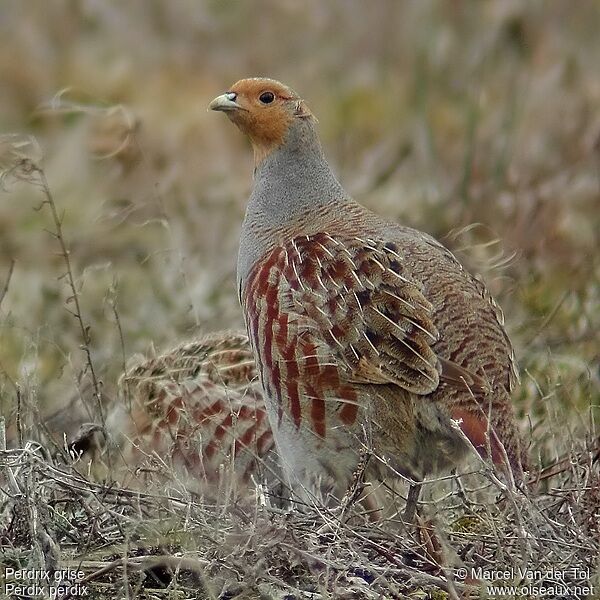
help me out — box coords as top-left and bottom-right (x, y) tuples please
(1, 431), (598, 598)
(1, 1), (599, 598)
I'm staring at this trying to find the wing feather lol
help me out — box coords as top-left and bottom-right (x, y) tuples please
(279, 233), (443, 394)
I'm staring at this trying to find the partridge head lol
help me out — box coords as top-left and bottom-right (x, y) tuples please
(210, 78), (528, 513)
(209, 78), (314, 167)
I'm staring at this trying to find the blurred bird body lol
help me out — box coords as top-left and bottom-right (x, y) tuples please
(211, 78), (527, 506)
(108, 331), (276, 490)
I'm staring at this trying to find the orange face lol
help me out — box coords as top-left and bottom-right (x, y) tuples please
(209, 77), (312, 164)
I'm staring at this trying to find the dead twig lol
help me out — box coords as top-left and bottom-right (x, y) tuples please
(25, 160), (105, 423)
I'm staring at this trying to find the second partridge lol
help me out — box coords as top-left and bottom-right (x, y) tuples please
(110, 331), (275, 489)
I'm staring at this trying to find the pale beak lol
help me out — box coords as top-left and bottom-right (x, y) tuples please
(208, 92), (243, 112)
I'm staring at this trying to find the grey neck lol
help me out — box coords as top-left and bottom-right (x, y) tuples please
(238, 118), (351, 283)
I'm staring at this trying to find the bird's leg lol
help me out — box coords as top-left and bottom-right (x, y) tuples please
(403, 481), (422, 523)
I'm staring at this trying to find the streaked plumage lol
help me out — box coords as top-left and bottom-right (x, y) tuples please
(108, 330), (276, 489)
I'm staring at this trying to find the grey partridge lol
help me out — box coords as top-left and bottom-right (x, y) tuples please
(210, 78), (527, 511)
(109, 330), (275, 489)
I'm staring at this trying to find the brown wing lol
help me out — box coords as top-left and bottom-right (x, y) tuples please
(276, 233), (443, 395)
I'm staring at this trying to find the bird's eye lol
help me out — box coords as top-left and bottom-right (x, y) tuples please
(259, 91), (275, 104)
